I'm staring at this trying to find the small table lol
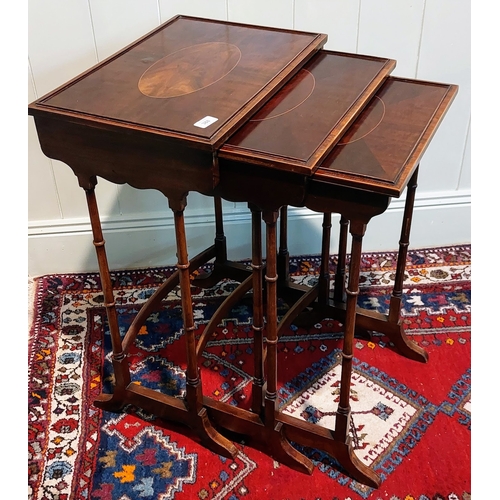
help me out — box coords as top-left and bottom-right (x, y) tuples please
(28, 16), (457, 488)
(214, 69), (457, 485)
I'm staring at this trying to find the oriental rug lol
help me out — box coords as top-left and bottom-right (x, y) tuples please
(28, 245), (471, 500)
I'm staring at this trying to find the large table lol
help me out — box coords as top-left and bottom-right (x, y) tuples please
(28, 15), (457, 488)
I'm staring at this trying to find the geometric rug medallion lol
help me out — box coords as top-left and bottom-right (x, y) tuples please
(281, 352), (426, 468)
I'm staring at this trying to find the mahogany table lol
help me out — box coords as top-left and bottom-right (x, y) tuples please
(29, 15), (457, 488)
(29, 15), (328, 460)
(214, 71), (457, 486)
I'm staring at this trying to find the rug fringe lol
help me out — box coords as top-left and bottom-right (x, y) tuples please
(28, 276), (38, 339)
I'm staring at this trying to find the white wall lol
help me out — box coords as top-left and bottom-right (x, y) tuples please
(28, 0), (471, 276)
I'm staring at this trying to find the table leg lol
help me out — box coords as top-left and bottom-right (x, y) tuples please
(86, 183), (131, 411)
(311, 194), (427, 362)
(389, 168), (418, 322)
(334, 220), (365, 442)
(170, 200), (201, 412)
(250, 204), (265, 415)
(263, 209), (280, 424)
(319, 169), (427, 362)
(275, 207), (320, 327)
(318, 212), (332, 306)
(169, 197), (238, 458)
(201, 209), (378, 483)
(201, 209), (313, 474)
(331, 220), (382, 487)
(214, 196), (228, 264)
(278, 206), (290, 283)
(333, 215), (349, 304)
(87, 184), (236, 457)
(194, 196), (251, 287)
(262, 209), (314, 474)
(275, 217), (381, 487)
(383, 166), (429, 361)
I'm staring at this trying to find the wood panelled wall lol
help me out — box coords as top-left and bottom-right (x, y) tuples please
(28, 0), (471, 276)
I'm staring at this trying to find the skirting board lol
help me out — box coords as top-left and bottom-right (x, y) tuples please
(28, 192), (471, 277)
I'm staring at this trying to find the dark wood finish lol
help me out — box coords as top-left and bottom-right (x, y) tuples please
(214, 160), (390, 486)
(221, 51), (395, 174)
(211, 74), (456, 486)
(333, 215), (349, 304)
(278, 206), (290, 282)
(85, 183), (131, 408)
(86, 182), (237, 458)
(333, 220), (365, 442)
(263, 209), (315, 473)
(30, 116), (219, 197)
(28, 15), (326, 150)
(314, 77), (458, 196)
(28, 16), (458, 488)
(27, 16), (328, 462)
(389, 167), (419, 323)
(318, 212), (332, 305)
(250, 204), (266, 415)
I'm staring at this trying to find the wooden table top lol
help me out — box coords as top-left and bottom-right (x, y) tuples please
(221, 48), (457, 197)
(28, 16), (457, 202)
(220, 51), (395, 175)
(28, 15), (327, 150)
(314, 77), (457, 196)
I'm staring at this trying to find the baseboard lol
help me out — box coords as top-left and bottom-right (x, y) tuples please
(28, 191), (471, 276)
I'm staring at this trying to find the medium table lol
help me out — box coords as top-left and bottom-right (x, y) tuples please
(212, 72), (457, 486)
(29, 15), (329, 459)
(28, 15), (457, 488)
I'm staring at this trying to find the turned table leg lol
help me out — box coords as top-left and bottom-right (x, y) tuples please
(334, 219), (365, 442)
(313, 184), (427, 362)
(327, 218), (382, 486)
(193, 196), (252, 287)
(383, 166), (429, 362)
(389, 167), (418, 323)
(263, 210), (280, 425)
(277, 216), (381, 487)
(84, 181), (131, 411)
(318, 212), (332, 306)
(261, 209), (314, 473)
(191, 197), (227, 288)
(278, 206), (290, 283)
(169, 196), (238, 458)
(250, 204), (265, 415)
(333, 215), (349, 304)
(170, 198), (200, 413)
(214, 196), (228, 265)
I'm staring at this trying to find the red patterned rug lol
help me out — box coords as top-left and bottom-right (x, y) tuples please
(28, 245), (471, 500)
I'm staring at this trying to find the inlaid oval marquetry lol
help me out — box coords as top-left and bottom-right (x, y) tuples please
(250, 69), (315, 121)
(138, 42), (241, 98)
(338, 96), (386, 145)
